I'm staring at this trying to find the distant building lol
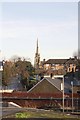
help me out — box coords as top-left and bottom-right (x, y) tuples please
(43, 57), (78, 76)
(34, 39), (40, 69)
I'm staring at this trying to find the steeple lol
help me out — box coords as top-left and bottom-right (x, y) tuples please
(34, 38), (40, 69)
(36, 38), (38, 55)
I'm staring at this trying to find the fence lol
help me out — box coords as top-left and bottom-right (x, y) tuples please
(1, 92), (80, 111)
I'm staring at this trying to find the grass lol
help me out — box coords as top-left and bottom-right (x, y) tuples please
(3, 109), (80, 119)
(15, 110), (80, 118)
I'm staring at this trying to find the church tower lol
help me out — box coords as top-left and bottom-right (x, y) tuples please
(34, 39), (40, 69)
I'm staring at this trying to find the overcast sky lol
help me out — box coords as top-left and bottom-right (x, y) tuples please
(0, 1), (78, 64)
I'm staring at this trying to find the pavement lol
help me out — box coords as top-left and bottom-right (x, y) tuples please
(2, 107), (26, 118)
(0, 102), (26, 119)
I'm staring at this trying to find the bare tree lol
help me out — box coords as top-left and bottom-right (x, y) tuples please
(9, 55), (20, 62)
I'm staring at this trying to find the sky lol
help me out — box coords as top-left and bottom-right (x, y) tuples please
(0, 1), (78, 65)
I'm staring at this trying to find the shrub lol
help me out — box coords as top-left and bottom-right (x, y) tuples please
(16, 112), (30, 118)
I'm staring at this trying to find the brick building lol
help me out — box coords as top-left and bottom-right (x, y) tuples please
(43, 57), (78, 76)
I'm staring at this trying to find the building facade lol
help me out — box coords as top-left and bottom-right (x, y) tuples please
(43, 57), (78, 75)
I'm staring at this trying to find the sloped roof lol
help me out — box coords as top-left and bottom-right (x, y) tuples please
(47, 77), (71, 91)
(44, 58), (78, 65)
(65, 58), (78, 65)
(44, 59), (68, 64)
(27, 77), (62, 93)
(45, 77), (61, 91)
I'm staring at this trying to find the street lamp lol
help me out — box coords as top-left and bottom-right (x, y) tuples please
(63, 75), (64, 114)
(62, 65), (67, 114)
(71, 81), (74, 112)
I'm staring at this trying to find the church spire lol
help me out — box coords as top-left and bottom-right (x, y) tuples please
(34, 38), (40, 69)
(36, 38), (38, 54)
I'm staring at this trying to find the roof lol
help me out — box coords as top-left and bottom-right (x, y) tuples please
(44, 59), (67, 64)
(45, 77), (61, 91)
(65, 58), (78, 65)
(28, 77), (62, 93)
(44, 58), (78, 65)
